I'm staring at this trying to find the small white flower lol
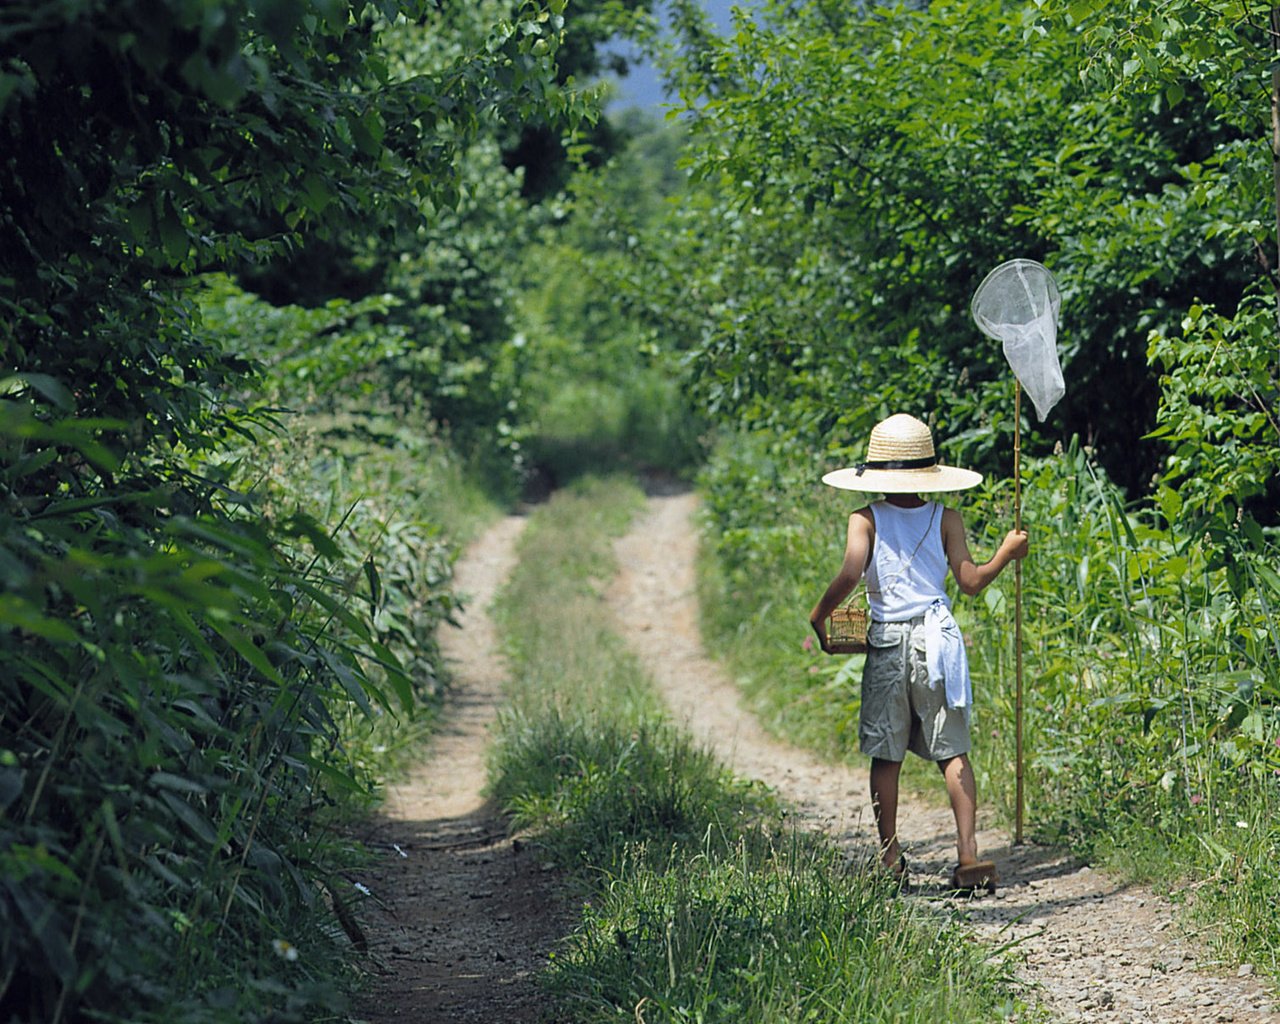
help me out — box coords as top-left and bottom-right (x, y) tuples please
(354, 882), (372, 896)
(1236, 820), (1249, 829)
(272, 939), (299, 962)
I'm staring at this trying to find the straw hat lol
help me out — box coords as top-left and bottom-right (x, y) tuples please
(821, 414), (983, 493)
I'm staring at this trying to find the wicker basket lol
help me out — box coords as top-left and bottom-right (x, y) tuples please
(826, 601), (868, 655)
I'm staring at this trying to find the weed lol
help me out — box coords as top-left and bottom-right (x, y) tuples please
(696, 430), (1280, 980)
(489, 476), (1028, 1022)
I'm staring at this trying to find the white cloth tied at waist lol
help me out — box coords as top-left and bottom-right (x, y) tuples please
(924, 598), (971, 710)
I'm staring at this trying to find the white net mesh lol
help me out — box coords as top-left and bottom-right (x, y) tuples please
(970, 259), (1064, 421)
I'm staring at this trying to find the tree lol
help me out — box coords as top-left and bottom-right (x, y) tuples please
(610, 0), (1263, 495)
(501, 0), (660, 199)
(0, 2), (574, 1018)
(1051, 0), (1280, 523)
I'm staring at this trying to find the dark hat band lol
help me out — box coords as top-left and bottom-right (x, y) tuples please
(855, 456), (938, 476)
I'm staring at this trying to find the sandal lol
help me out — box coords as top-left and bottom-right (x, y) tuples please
(881, 854), (909, 891)
(949, 860), (997, 895)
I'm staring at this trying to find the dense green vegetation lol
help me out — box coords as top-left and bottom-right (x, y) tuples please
(0, 0), (647, 1018)
(4, 0), (1279, 1018)
(597, 0), (1279, 981)
(489, 478), (1027, 1022)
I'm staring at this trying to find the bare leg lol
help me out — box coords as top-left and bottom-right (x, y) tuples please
(937, 754), (979, 866)
(869, 757), (904, 871)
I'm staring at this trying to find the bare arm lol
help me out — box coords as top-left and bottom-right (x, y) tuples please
(809, 509), (874, 651)
(941, 507), (1028, 596)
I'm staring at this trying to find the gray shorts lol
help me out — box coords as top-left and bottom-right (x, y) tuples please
(859, 618), (971, 763)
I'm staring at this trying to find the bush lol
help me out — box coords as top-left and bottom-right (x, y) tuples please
(696, 427), (1280, 978)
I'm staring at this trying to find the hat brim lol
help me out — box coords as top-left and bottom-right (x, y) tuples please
(822, 464), (984, 493)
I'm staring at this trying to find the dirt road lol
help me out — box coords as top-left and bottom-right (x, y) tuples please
(352, 513), (568, 1023)
(608, 490), (1277, 1024)
(353, 489), (1277, 1023)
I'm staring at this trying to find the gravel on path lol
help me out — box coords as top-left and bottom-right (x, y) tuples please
(351, 514), (567, 1024)
(608, 488), (1278, 1024)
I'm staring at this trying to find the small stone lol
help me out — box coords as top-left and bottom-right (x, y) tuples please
(1237, 963), (1254, 977)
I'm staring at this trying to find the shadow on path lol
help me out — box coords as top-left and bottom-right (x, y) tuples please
(349, 513), (569, 1024)
(352, 800), (565, 1024)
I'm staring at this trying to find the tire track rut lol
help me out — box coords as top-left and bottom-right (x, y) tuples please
(353, 513), (567, 1023)
(607, 488), (1277, 1024)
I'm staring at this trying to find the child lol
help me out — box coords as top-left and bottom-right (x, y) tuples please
(808, 413), (1027, 892)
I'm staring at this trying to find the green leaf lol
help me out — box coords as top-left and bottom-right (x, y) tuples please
(6, 880), (76, 981)
(282, 512), (343, 560)
(349, 111), (386, 157)
(303, 754), (366, 795)
(148, 772), (211, 796)
(0, 595), (81, 643)
(158, 194), (188, 264)
(368, 640), (412, 711)
(300, 172), (335, 215)
(0, 372), (75, 410)
(364, 556), (381, 614)
(290, 578), (372, 641)
(206, 619), (285, 686)
(1156, 485), (1182, 524)
(1254, 561), (1280, 598)
(157, 791), (219, 846)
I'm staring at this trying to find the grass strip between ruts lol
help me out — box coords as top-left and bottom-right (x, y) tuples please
(487, 476), (1031, 1023)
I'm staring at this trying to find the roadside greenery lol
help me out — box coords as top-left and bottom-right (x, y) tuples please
(565, 0), (1280, 982)
(620, 0), (1275, 498)
(488, 477), (1028, 1023)
(0, 1), (581, 1018)
(697, 431), (1280, 978)
(516, 112), (707, 488)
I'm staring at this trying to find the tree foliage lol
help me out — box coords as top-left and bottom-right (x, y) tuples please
(1049, 0), (1280, 532)
(0, 1), (575, 1019)
(616, 0), (1272, 498)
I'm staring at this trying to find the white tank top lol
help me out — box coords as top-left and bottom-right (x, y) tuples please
(865, 500), (949, 622)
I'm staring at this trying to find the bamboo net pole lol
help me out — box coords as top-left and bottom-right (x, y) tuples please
(1014, 379), (1025, 846)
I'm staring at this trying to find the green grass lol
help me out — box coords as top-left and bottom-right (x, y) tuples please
(1087, 784), (1280, 979)
(695, 431), (1280, 984)
(546, 833), (1025, 1024)
(488, 475), (1030, 1023)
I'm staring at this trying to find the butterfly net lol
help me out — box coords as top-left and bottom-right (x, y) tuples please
(970, 259), (1064, 421)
